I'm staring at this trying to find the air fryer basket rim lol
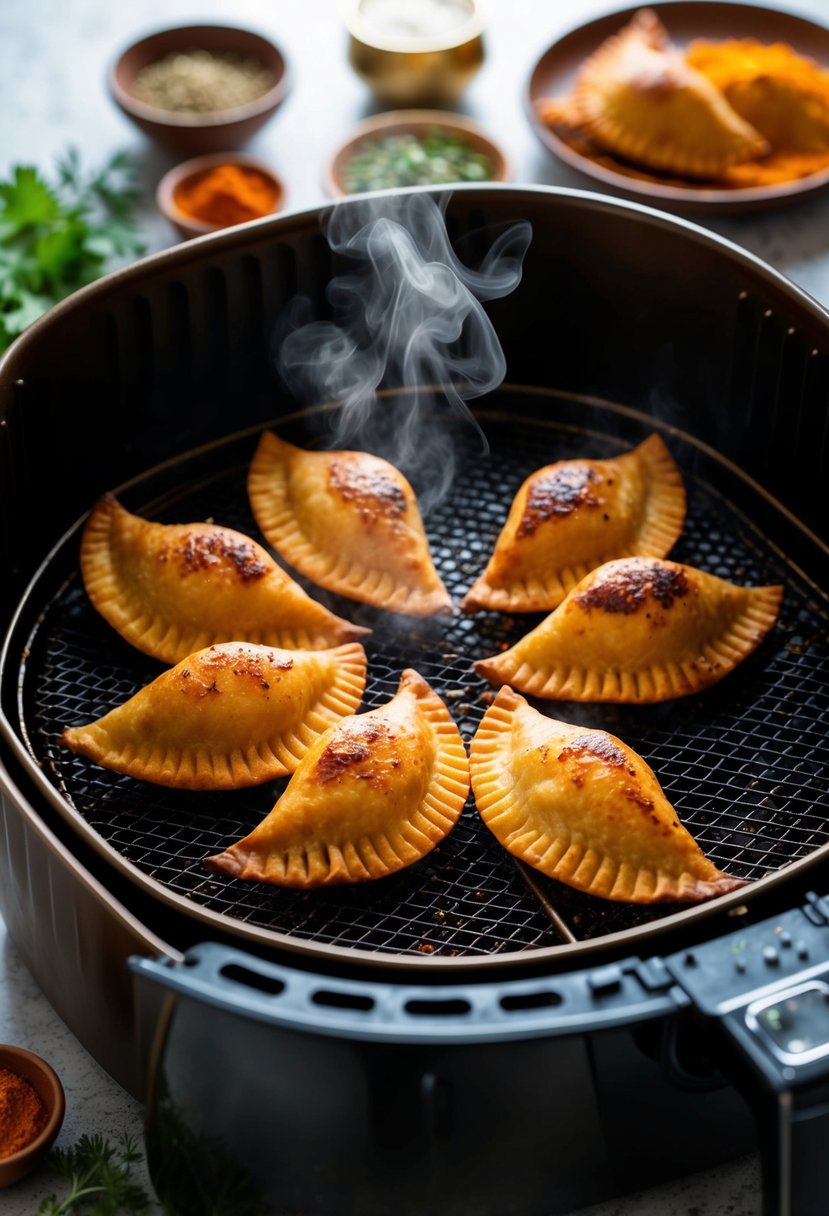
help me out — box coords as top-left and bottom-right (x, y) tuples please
(2, 180), (829, 386)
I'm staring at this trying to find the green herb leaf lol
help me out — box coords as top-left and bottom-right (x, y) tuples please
(0, 166), (61, 238)
(0, 149), (145, 354)
(1, 287), (54, 336)
(37, 1132), (151, 1215)
(35, 220), (95, 286)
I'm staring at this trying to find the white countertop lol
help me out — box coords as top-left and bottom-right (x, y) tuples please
(2, 0), (829, 1211)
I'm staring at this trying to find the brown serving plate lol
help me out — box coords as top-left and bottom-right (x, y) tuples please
(526, 0), (829, 214)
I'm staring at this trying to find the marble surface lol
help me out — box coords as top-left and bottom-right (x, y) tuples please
(2, 0), (829, 1211)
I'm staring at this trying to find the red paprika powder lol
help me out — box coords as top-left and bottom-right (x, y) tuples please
(0, 1066), (48, 1158)
(173, 163), (281, 228)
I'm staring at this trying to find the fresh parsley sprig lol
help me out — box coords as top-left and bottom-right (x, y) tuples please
(37, 1133), (152, 1215)
(0, 148), (145, 354)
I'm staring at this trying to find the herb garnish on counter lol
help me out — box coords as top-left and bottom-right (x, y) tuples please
(342, 128), (495, 191)
(0, 149), (145, 354)
(37, 1133), (151, 1215)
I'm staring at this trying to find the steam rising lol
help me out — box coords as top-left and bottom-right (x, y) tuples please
(275, 193), (532, 511)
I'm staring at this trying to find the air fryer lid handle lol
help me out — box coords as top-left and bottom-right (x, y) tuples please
(666, 892), (829, 1216)
(130, 940), (680, 1044)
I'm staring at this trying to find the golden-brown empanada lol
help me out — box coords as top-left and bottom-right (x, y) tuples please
(470, 686), (746, 903)
(474, 557), (783, 703)
(60, 642), (367, 790)
(534, 96), (583, 134)
(462, 434), (685, 614)
(205, 669), (469, 886)
(81, 495), (368, 664)
(247, 431), (452, 617)
(571, 9), (768, 178)
(686, 39), (829, 154)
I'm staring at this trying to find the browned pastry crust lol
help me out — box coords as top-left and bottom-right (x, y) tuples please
(570, 8), (769, 178)
(470, 686), (746, 903)
(205, 669), (469, 886)
(247, 431), (452, 616)
(462, 433), (686, 613)
(81, 494), (368, 664)
(474, 557), (783, 703)
(61, 642), (367, 789)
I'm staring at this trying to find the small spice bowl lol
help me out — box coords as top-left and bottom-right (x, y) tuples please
(0, 1045), (65, 1188)
(324, 110), (509, 197)
(157, 152), (285, 240)
(343, 0), (486, 107)
(110, 24), (290, 155)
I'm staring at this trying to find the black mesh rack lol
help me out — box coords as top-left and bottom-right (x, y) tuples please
(11, 387), (829, 960)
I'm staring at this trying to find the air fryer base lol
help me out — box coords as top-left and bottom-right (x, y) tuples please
(138, 965), (756, 1216)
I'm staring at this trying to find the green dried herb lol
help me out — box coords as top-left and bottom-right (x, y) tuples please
(342, 128), (494, 192)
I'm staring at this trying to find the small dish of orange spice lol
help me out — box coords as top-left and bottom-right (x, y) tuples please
(157, 152), (285, 240)
(0, 1044), (65, 1187)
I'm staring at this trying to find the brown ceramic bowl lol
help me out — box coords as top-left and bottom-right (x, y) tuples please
(324, 109), (509, 197)
(0, 1045), (65, 1188)
(343, 0), (485, 106)
(110, 24), (290, 155)
(157, 152), (286, 240)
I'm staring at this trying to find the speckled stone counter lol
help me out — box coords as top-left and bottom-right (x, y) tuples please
(0, 913), (154, 1211)
(2, 0), (829, 1212)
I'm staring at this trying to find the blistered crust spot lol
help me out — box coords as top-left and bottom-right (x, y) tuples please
(329, 457), (407, 518)
(518, 466), (603, 536)
(160, 531), (269, 581)
(314, 721), (395, 785)
(558, 733), (628, 768)
(575, 560), (689, 614)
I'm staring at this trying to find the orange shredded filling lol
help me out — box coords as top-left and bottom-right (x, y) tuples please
(688, 38), (829, 173)
(685, 39), (829, 99)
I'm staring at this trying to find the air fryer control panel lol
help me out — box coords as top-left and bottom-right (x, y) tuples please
(746, 982), (829, 1066)
(664, 894), (829, 1216)
(664, 894), (829, 1030)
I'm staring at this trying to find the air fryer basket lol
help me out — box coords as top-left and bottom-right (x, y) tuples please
(6, 392), (829, 968)
(1, 186), (828, 1216)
